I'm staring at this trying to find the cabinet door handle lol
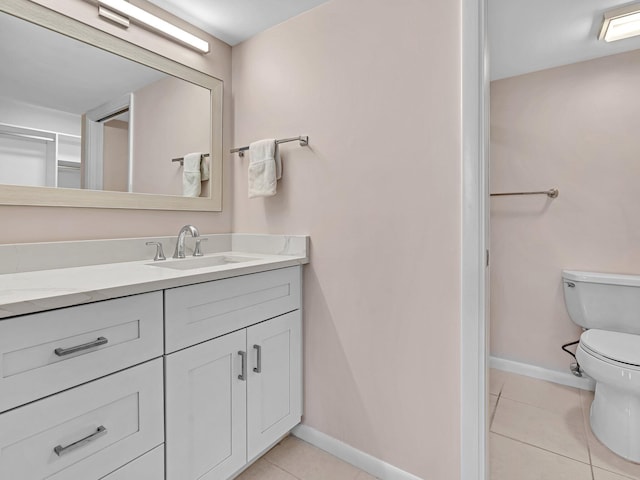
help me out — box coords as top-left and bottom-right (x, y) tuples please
(54, 425), (108, 456)
(54, 337), (108, 357)
(238, 350), (247, 381)
(253, 344), (262, 373)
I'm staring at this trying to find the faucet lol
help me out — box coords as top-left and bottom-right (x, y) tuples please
(173, 225), (200, 258)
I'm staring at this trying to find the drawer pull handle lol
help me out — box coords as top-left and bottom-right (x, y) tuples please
(253, 344), (262, 373)
(238, 350), (247, 381)
(54, 425), (108, 456)
(54, 337), (108, 357)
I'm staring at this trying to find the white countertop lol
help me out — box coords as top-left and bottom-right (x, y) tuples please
(0, 234), (309, 319)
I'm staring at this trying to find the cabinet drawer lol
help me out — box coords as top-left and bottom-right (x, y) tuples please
(0, 292), (163, 413)
(102, 445), (164, 480)
(165, 267), (301, 352)
(0, 359), (164, 480)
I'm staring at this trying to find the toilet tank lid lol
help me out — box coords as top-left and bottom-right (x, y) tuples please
(563, 270), (640, 287)
(581, 329), (640, 367)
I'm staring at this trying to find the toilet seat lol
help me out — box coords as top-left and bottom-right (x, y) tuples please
(580, 329), (640, 368)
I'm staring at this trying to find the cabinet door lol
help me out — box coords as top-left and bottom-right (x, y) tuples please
(165, 330), (247, 480)
(247, 311), (302, 461)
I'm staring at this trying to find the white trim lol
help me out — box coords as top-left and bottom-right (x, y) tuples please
(460, 0), (489, 479)
(291, 425), (422, 480)
(490, 356), (595, 391)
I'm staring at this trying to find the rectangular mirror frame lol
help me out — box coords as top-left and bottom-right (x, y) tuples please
(0, 0), (223, 211)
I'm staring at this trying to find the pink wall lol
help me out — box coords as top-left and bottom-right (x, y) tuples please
(132, 77), (210, 196)
(231, 0), (462, 477)
(0, 0), (232, 244)
(490, 49), (640, 371)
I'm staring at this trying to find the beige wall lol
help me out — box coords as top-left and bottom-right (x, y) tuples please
(231, 0), (462, 477)
(132, 76), (210, 196)
(0, 0), (232, 244)
(490, 49), (640, 371)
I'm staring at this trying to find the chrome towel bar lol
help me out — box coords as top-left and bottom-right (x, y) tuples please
(171, 153), (209, 167)
(231, 136), (309, 157)
(490, 188), (559, 198)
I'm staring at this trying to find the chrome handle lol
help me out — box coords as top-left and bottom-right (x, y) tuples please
(193, 237), (208, 257)
(253, 344), (262, 373)
(566, 282), (576, 288)
(238, 351), (247, 381)
(146, 241), (166, 261)
(54, 425), (107, 456)
(54, 337), (108, 357)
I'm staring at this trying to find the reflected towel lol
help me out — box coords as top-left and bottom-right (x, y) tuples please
(248, 139), (281, 198)
(182, 152), (202, 197)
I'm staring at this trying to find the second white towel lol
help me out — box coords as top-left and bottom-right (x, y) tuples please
(183, 152), (202, 197)
(248, 139), (281, 198)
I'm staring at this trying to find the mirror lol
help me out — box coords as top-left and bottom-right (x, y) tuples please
(0, 1), (222, 211)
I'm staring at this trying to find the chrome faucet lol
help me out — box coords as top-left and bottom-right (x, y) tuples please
(173, 225), (200, 258)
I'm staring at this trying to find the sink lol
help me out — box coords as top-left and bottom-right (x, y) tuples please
(147, 255), (255, 270)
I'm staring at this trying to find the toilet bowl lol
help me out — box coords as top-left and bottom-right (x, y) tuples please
(563, 270), (640, 462)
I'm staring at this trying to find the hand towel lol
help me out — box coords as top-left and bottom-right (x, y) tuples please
(182, 152), (202, 197)
(200, 155), (210, 181)
(248, 139), (281, 198)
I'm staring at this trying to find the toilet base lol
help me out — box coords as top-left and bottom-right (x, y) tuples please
(591, 382), (640, 463)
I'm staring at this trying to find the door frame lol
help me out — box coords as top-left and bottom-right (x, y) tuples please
(460, 0), (489, 479)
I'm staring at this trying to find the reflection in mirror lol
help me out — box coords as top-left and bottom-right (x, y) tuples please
(0, 9), (212, 199)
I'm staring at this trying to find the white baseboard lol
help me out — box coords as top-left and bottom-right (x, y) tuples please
(291, 424), (423, 480)
(490, 356), (595, 391)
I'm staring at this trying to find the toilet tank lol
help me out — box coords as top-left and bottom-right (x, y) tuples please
(562, 270), (640, 334)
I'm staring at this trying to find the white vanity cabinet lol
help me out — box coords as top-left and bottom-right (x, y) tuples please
(0, 263), (304, 480)
(165, 267), (303, 480)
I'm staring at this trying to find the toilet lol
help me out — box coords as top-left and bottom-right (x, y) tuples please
(563, 270), (640, 462)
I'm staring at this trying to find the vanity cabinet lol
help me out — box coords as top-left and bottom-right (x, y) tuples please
(0, 265), (303, 480)
(165, 267), (302, 480)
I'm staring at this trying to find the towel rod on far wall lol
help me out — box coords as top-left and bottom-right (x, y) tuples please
(231, 136), (309, 157)
(172, 153), (210, 167)
(490, 188), (559, 198)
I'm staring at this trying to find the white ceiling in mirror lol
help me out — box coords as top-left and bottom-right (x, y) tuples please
(490, 0), (640, 80)
(0, 12), (165, 114)
(145, 0), (331, 46)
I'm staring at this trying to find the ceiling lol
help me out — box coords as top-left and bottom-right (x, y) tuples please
(489, 0), (640, 80)
(146, 0), (331, 46)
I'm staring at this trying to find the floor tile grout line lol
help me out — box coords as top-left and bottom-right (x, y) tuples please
(272, 461), (305, 480)
(491, 431), (592, 466)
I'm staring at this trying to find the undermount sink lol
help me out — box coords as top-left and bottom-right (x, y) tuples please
(147, 255), (255, 270)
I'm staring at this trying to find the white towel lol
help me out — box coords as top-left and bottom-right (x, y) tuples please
(248, 139), (281, 198)
(200, 155), (210, 181)
(182, 152), (202, 197)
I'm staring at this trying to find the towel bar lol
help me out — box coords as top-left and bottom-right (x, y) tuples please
(231, 136), (309, 157)
(490, 188), (559, 198)
(172, 153), (210, 167)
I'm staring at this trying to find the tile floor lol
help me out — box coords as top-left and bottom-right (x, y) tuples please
(237, 436), (377, 480)
(490, 368), (640, 480)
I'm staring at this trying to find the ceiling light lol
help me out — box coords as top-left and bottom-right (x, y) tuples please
(97, 0), (210, 54)
(599, 3), (640, 42)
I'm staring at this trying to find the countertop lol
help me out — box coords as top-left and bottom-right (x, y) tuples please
(0, 234), (309, 319)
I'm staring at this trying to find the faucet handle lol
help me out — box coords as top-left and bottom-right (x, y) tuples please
(146, 241), (166, 261)
(193, 237), (208, 257)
